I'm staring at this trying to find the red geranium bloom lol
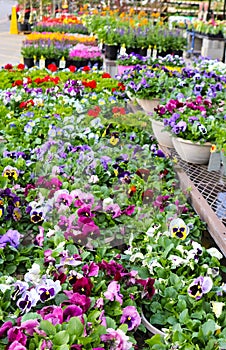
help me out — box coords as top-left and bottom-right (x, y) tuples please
(112, 87), (116, 92)
(82, 66), (90, 72)
(47, 63), (58, 72)
(102, 72), (111, 78)
(4, 64), (13, 70)
(69, 65), (77, 72)
(17, 63), (25, 70)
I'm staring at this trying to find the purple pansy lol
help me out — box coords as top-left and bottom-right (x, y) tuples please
(188, 276), (213, 300)
(120, 306), (141, 330)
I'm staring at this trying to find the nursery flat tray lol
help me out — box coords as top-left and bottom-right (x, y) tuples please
(161, 146), (226, 256)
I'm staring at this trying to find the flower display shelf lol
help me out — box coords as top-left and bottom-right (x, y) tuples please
(161, 145), (226, 256)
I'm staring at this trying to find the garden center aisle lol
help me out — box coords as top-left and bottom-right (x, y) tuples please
(0, 0), (24, 67)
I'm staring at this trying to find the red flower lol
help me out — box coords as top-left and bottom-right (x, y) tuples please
(118, 82), (125, 91)
(19, 99), (34, 109)
(17, 63), (25, 70)
(102, 72), (111, 78)
(82, 66), (90, 72)
(69, 65), (77, 72)
(12, 80), (23, 87)
(112, 87), (116, 92)
(4, 64), (13, 70)
(48, 63), (58, 72)
(136, 278), (155, 299)
(83, 80), (97, 89)
(112, 107), (126, 115)
(87, 106), (101, 117)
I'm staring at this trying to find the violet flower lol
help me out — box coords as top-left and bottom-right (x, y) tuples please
(120, 306), (141, 330)
(36, 279), (61, 302)
(188, 276), (213, 300)
(0, 229), (22, 248)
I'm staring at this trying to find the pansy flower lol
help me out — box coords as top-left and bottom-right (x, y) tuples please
(2, 166), (19, 181)
(170, 218), (189, 240)
(188, 276), (213, 300)
(36, 279), (61, 302)
(120, 306), (141, 330)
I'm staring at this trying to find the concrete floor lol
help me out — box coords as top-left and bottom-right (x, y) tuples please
(0, 5), (25, 68)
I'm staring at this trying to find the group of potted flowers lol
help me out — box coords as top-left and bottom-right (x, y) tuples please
(0, 53), (225, 349)
(117, 56), (226, 166)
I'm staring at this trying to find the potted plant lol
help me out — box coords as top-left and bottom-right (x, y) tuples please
(116, 53), (145, 75)
(21, 43), (37, 68)
(157, 95), (226, 164)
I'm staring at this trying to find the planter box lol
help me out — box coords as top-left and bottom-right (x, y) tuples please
(201, 38), (225, 60)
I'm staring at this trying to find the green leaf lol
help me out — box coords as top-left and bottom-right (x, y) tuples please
(53, 331), (69, 345)
(21, 312), (41, 323)
(67, 317), (84, 337)
(105, 316), (116, 329)
(55, 345), (70, 350)
(179, 309), (189, 324)
(118, 324), (128, 333)
(145, 334), (165, 346)
(201, 319), (216, 337)
(40, 320), (56, 337)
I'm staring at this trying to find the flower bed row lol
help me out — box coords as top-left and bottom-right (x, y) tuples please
(0, 59), (225, 350)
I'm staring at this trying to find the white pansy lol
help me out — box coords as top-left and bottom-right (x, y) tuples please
(206, 247), (223, 260)
(24, 263), (41, 285)
(130, 252), (144, 262)
(89, 175), (99, 184)
(211, 301), (224, 318)
(103, 197), (114, 210)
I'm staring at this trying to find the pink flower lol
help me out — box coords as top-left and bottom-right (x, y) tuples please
(104, 281), (123, 305)
(8, 341), (27, 350)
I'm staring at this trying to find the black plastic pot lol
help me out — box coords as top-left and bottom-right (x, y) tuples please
(66, 59), (89, 69)
(89, 59), (103, 69)
(23, 57), (34, 69)
(18, 22), (28, 32)
(45, 58), (60, 68)
(172, 50), (183, 57)
(137, 47), (148, 57)
(126, 47), (140, 55)
(105, 45), (118, 60)
(157, 49), (173, 57)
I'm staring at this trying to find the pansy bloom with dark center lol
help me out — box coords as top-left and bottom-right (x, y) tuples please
(170, 218), (188, 240)
(188, 276), (213, 300)
(36, 279), (61, 303)
(2, 166), (19, 181)
(30, 210), (44, 224)
(120, 306), (141, 330)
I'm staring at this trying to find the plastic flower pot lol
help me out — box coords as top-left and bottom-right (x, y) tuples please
(105, 45), (118, 60)
(172, 137), (211, 164)
(117, 65), (135, 75)
(23, 57), (34, 69)
(151, 119), (174, 148)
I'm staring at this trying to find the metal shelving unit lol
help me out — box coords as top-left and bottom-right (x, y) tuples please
(161, 146), (226, 256)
